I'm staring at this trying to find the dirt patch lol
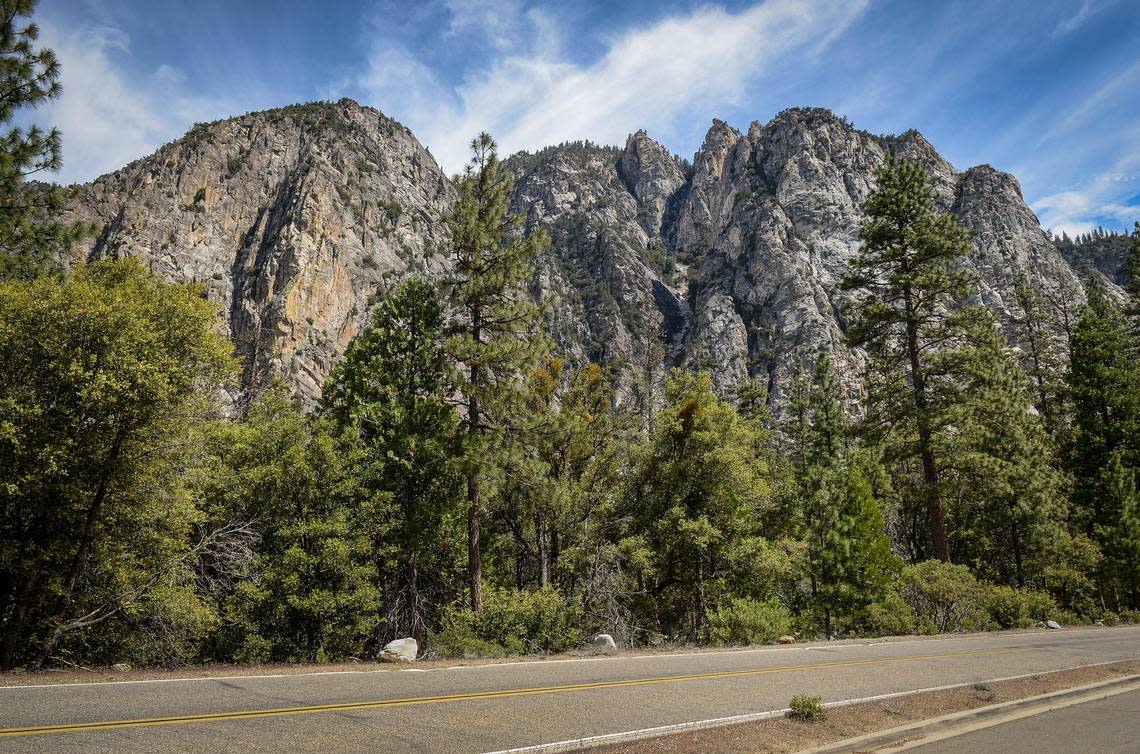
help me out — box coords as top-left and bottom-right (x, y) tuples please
(586, 659), (1140, 753)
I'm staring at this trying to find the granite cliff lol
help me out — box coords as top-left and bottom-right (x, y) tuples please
(61, 99), (1115, 408)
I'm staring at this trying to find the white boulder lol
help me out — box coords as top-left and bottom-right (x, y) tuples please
(380, 637), (418, 663)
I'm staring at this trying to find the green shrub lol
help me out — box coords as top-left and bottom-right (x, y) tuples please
(1119, 609), (1140, 625)
(708, 598), (792, 645)
(1101, 611), (1120, 627)
(1020, 590), (1060, 623)
(787, 694), (823, 721)
(979, 585), (1030, 629)
(432, 587), (586, 658)
(860, 589), (915, 637)
(900, 561), (980, 634)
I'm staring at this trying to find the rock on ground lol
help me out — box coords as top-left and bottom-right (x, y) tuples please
(592, 634), (618, 655)
(380, 637), (418, 663)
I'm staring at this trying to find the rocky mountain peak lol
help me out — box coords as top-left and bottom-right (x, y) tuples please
(60, 102), (1119, 412)
(618, 129), (686, 239)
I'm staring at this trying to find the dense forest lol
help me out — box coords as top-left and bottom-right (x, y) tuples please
(2, 0), (1140, 671)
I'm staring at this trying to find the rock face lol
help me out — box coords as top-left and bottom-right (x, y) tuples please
(63, 100), (454, 403)
(60, 100), (1116, 411)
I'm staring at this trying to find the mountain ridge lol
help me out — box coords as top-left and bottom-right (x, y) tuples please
(57, 98), (1122, 407)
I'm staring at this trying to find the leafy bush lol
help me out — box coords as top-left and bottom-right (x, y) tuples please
(977, 585), (1031, 629)
(432, 587), (586, 658)
(899, 561), (981, 634)
(1101, 611), (1120, 627)
(787, 694), (823, 721)
(860, 589), (915, 637)
(708, 598), (792, 645)
(1020, 590), (1060, 623)
(1119, 610), (1140, 625)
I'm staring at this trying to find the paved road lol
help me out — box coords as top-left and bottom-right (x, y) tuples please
(907, 685), (1140, 754)
(1, 627), (1137, 753)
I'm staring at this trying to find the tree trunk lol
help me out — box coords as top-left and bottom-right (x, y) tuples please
(903, 288), (950, 562)
(467, 470), (482, 613)
(536, 507), (549, 589)
(34, 436), (125, 668)
(467, 307), (483, 613)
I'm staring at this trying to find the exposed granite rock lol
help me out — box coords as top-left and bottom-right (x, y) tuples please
(58, 100), (1119, 413)
(63, 99), (453, 404)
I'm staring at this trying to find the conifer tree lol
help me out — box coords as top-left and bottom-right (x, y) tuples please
(1127, 222), (1140, 308)
(445, 133), (550, 612)
(945, 312), (1066, 587)
(0, 0), (88, 281)
(626, 371), (772, 640)
(786, 353), (895, 635)
(1066, 279), (1140, 606)
(842, 159), (981, 562)
(1010, 266), (1064, 430)
(322, 278), (462, 641)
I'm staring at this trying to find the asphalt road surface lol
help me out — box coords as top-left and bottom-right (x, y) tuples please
(907, 685), (1140, 754)
(1, 627), (1138, 753)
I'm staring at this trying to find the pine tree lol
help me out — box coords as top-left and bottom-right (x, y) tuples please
(944, 312), (1067, 587)
(842, 159), (981, 562)
(321, 278), (462, 641)
(1127, 222), (1140, 308)
(445, 133), (550, 612)
(1010, 266), (1064, 430)
(0, 0), (89, 281)
(627, 371), (772, 640)
(1066, 278), (1140, 607)
(786, 353), (895, 635)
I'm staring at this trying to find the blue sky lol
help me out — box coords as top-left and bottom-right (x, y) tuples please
(27, 0), (1140, 235)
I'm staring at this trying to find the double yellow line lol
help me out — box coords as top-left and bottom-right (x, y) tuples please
(0, 645), (1030, 737)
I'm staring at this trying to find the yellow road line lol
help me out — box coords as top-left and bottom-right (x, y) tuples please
(0, 646), (1031, 737)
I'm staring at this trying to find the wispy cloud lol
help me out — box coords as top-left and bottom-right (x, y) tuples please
(28, 21), (233, 184)
(1052, 0), (1111, 37)
(357, 0), (870, 172)
(1032, 151), (1140, 236)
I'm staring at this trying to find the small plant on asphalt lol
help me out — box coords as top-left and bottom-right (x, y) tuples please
(787, 694), (824, 721)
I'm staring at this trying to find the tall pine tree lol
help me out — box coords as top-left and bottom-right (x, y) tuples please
(445, 133), (550, 612)
(1066, 278), (1140, 608)
(322, 278), (463, 642)
(842, 159), (981, 562)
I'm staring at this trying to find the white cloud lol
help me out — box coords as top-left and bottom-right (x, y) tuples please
(359, 0), (869, 173)
(442, 0), (529, 50)
(1032, 155), (1140, 236)
(26, 21), (233, 185)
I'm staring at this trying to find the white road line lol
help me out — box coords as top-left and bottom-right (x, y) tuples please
(483, 656), (1140, 754)
(0, 626), (1131, 690)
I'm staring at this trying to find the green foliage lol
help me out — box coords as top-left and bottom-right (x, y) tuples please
(899, 561), (982, 634)
(943, 312), (1068, 587)
(843, 158), (983, 563)
(707, 598), (792, 645)
(195, 393), (379, 663)
(1065, 279), (1140, 609)
(321, 278), (463, 642)
(787, 694), (824, 721)
(445, 132), (551, 612)
(433, 587), (586, 657)
(0, 258), (236, 669)
(625, 370), (773, 640)
(861, 589), (915, 637)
